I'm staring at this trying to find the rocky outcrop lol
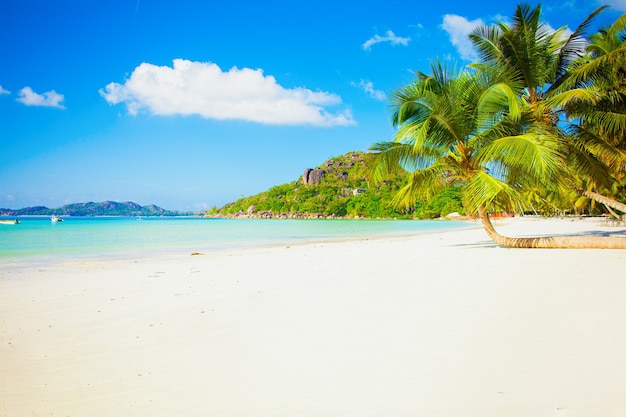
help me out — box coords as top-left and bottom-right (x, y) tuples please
(207, 151), (397, 219)
(302, 168), (326, 185)
(301, 152), (364, 185)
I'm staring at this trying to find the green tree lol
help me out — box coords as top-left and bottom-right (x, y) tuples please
(470, 3), (626, 216)
(368, 60), (626, 248)
(557, 13), (626, 214)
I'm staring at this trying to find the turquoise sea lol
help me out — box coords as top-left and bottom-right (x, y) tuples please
(0, 216), (474, 264)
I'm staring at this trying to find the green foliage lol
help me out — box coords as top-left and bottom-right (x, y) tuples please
(210, 151), (467, 219)
(414, 187), (465, 219)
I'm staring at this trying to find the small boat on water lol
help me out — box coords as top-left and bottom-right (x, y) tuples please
(51, 215), (63, 223)
(0, 219), (20, 225)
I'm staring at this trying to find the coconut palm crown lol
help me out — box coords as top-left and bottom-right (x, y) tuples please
(368, 62), (626, 248)
(369, 61), (558, 215)
(470, 3), (626, 214)
(558, 13), (626, 213)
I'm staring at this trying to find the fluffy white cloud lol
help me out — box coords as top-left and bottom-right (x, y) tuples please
(355, 79), (386, 101)
(0, 85), (10, 95)
(441, 14), (484, 61)
(99, 59), (355, 127)
(17, 87), (65, 108)
(362, 30), (410, 51)
(442, 13), (578, 62)
(605, 0), (626, 11)
(544, 23), (574, 42)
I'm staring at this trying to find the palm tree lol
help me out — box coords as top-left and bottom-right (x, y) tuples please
(470, 3), (626, 216)
(562, 12), (626, 141)
(368, 61), (626, 248)
(557, 13), (626, 214)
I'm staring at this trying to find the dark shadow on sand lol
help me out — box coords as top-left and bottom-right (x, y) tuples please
(450, 227), (626, 249)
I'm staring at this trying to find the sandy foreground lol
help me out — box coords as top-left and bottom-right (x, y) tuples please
(1, 217), (625, 417)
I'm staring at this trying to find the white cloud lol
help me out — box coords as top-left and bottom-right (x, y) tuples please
(362, 30), (410, 51)
(99, 59), (355, 127)
(17, 87), (65, 108)
(441, 11), (583, 63)
(355, 79), (386, 101)
(493, 14), (509, 26)
(544, 23), (574, 42)
(605, 0), (626, 11)
(0, 85), (10, 95)
(441, 14), (484, 61)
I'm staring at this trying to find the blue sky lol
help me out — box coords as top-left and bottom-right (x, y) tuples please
(1, 0), (624, 211)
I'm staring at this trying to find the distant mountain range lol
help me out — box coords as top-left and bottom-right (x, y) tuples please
(0, 201), (192, 217)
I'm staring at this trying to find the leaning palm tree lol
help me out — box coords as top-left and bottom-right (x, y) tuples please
(557, 13), (626, 214)
(470, 3), (626, 215)
(368, 61), (626, 248)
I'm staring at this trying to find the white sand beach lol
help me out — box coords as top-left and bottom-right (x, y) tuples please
(1, 217), (626, 417)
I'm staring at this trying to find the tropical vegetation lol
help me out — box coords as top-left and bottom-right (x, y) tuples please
(208, 152), (465, 219)
(368, 3), (626, 248)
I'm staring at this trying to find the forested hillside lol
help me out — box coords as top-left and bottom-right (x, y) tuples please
(207, 152), (464, 219)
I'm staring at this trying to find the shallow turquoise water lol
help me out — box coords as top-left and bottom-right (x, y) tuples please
(0, 216), (473, 263)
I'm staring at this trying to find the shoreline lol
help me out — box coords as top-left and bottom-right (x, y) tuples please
(2, 215), (624, 268)
(0, 217), (479, 269)
(1, 217), (625, 417)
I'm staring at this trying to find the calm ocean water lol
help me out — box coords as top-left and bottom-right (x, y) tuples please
(0, 216), (473, 264)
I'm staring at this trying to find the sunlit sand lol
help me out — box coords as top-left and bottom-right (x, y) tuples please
(1, 217), (625, 417)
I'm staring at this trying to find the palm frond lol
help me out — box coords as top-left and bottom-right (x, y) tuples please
(565, 139), (614, 189)
(582, 110), (626, 140)
(546, 87), (601, 109)
(463, 170), (523, 213)
(390, 164), (453, 209)
(367, 142), (439, 184)
(550, 5), (608, 90)
(605, 13), (626, 40)
(563, 45), (626, 88)
(469, 25), (504, 64)
(588, 13), (626, 57)
(475, 133), (564, 181)
(572, 124), (626, 169)
(477, 82), (523, 123)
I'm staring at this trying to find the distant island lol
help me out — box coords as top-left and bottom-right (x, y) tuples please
(0, 201), (192, 217)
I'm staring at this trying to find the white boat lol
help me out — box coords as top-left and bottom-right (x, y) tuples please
(51, 215), (63, 223)
(0, 219), (19, 225)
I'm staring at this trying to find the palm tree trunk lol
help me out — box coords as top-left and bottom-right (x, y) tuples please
(580, 189), (626, 215)
(604, 203), (621, 221)
(477, 206), (626, 249)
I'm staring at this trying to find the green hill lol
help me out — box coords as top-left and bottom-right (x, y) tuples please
(207, 151), (465, 219)
(0, 201), (190, 217)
